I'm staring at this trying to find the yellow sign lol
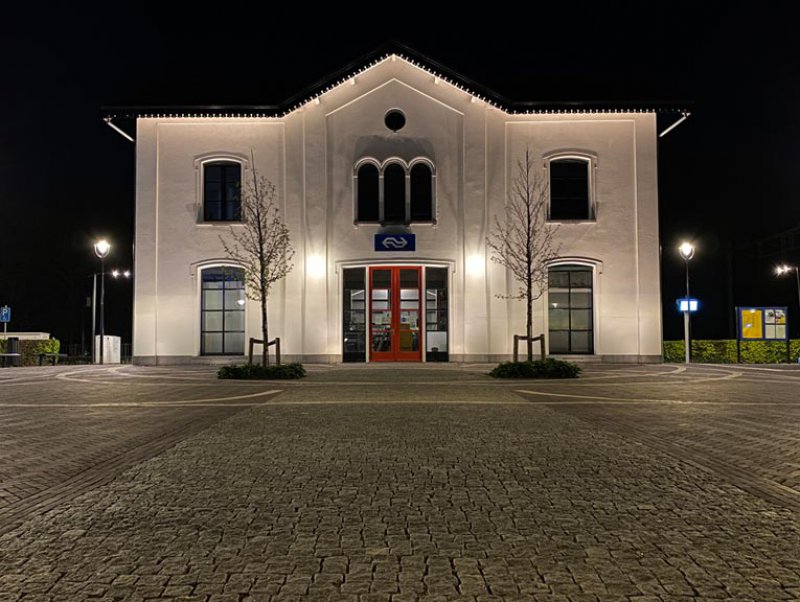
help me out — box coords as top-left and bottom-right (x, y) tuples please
(740, 309), (763, 339)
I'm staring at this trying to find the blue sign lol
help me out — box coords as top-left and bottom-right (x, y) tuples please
(375, 233), (415, 252)
(0, 306), (9, 323)
(676, 298), (699, 312)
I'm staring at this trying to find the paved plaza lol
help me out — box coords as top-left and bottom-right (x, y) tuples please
(1, 363), (800, 601)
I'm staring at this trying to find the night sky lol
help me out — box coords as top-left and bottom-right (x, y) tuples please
(2, 2), (798, 353)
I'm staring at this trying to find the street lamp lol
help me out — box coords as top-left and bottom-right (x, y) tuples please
(679, 241), (695, 364)
(776, 264), (800, 316)
(93, 239), (111, 364)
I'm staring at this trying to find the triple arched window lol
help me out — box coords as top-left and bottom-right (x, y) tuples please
(355, 159), (435, 224)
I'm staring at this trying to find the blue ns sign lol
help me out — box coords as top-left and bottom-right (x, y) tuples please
(374, 233), (415, 252)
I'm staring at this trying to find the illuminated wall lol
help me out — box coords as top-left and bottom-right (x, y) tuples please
(132, 55), (662, 363)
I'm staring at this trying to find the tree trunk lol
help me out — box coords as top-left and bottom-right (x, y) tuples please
(261, 297), (269, 367)
(526, 285), (533, 362)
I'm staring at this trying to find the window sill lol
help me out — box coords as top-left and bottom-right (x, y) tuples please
(352, 221), (438, 227)
(197, 221), (246, 227)
(547, 218), (596, 224)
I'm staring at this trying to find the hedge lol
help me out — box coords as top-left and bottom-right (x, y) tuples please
(490, 358), (581, 379)
(664, 339), (800, 364)
(0, 338), (61, 366)
(218, 362), (306, 380)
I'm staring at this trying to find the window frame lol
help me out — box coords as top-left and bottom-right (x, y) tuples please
(352, 157), (436, 226)
(198, 264), (247, 356)
(544, 153), (596, 222)
(546, 260), (600, 355)
(195, 154), (248, 225)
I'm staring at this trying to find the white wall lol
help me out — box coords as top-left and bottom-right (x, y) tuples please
(133, 56), (662, 364)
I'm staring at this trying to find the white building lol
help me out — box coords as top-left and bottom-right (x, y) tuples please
(110, 46), (682, 365)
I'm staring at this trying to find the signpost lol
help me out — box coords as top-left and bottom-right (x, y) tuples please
(0, 306), (9, 334)
(676, 297), (699, 363)
(736, 306), (789, 363)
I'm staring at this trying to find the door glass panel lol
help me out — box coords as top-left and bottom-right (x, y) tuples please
(371, 269), (392, 354)
(398, 269), (419, 353)
(343, 268), (366, 362)
(425, 267), (448, 361)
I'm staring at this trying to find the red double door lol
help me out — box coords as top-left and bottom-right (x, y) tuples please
(369, 266), (422, 361)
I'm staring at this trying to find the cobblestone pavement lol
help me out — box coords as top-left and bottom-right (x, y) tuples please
(1, 362), (800, 601)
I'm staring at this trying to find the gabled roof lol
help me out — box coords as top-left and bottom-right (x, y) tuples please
(103, 42), (690, 119)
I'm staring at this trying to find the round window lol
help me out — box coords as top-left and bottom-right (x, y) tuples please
(384, 110), (406, 132)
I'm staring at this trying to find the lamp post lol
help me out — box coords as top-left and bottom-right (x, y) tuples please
(776, 264), (800, 316)
(93, 239), (111, 364)
(679, 242), (695, 364)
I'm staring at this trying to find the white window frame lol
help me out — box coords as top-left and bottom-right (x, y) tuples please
(544, 258), (602, 356)
(194, 262), (248, 357)
(544, 152), (597, 222)
(194, 153), (248, 225)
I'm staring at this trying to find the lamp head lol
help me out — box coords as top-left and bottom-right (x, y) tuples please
(678, 241), (695, 260)
(776, 264), (794, 276)
(94, 239), (111, 259)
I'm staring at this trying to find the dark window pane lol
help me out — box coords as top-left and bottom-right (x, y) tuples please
(425, 267), (448, 361)
(372, 269), (391, 290)
(204, 202), (221, 222)
(549, 331), (569, 354)
(548, 265), (593, 354)
(400, 268), (419, 289)
(549, 271), (570, 289)
(570, 292), (592, 309)
(384, 163), (406, 223)
(570, 270), (592, 288)
(202, 267), (245, 355)
(203, 333), (223, 354)
(357, 164), (379, 222)
(570, 331), (592, 353)
(410, 163), (433, 221)
(548, 308), (570, 330)
(204, 161), (241, 222)
(343, 268), (366, 362)
(550, 159), (589, 220)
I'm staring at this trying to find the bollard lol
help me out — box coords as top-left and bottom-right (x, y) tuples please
(7, 337), (20, 367)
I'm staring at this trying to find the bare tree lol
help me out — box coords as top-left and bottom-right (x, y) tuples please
(220, 155), (294, 365)
(486, 148), (560, 361)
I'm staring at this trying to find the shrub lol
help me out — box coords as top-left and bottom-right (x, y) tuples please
(0, 338), (60, 366)
(218, 362), (306, 380)
(490, 358), (581, 379)
(663, 339), (800, 363)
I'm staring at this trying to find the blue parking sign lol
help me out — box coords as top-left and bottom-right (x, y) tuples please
(0, 306), (9, 323)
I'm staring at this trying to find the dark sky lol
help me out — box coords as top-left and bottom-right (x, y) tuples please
(1, 2), (798, 351)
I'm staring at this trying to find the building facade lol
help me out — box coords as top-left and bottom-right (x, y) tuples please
(119, 48), (669, 364)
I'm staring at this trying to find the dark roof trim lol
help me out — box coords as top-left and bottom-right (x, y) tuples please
(103, 42), (691, 119)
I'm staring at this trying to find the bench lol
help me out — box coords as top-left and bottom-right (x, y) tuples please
(38, 353), (69, 366)
(0, 352), (21, 368)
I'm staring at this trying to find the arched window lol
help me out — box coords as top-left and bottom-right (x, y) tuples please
(548, 265), (593, 354)
(354, 158), (435, 224)
(383, 163), (406, 223)
(203, 161), (241, 221)
(356, 163), (380, 222)
(200, 266), (245, 355)
(549, 158), (592, 220)
(410, 163), (433, 222)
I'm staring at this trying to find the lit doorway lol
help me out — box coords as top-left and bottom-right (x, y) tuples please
(369, 267), (422, 361)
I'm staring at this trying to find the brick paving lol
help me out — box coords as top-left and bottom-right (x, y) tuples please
(0, 363), (799, 600)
